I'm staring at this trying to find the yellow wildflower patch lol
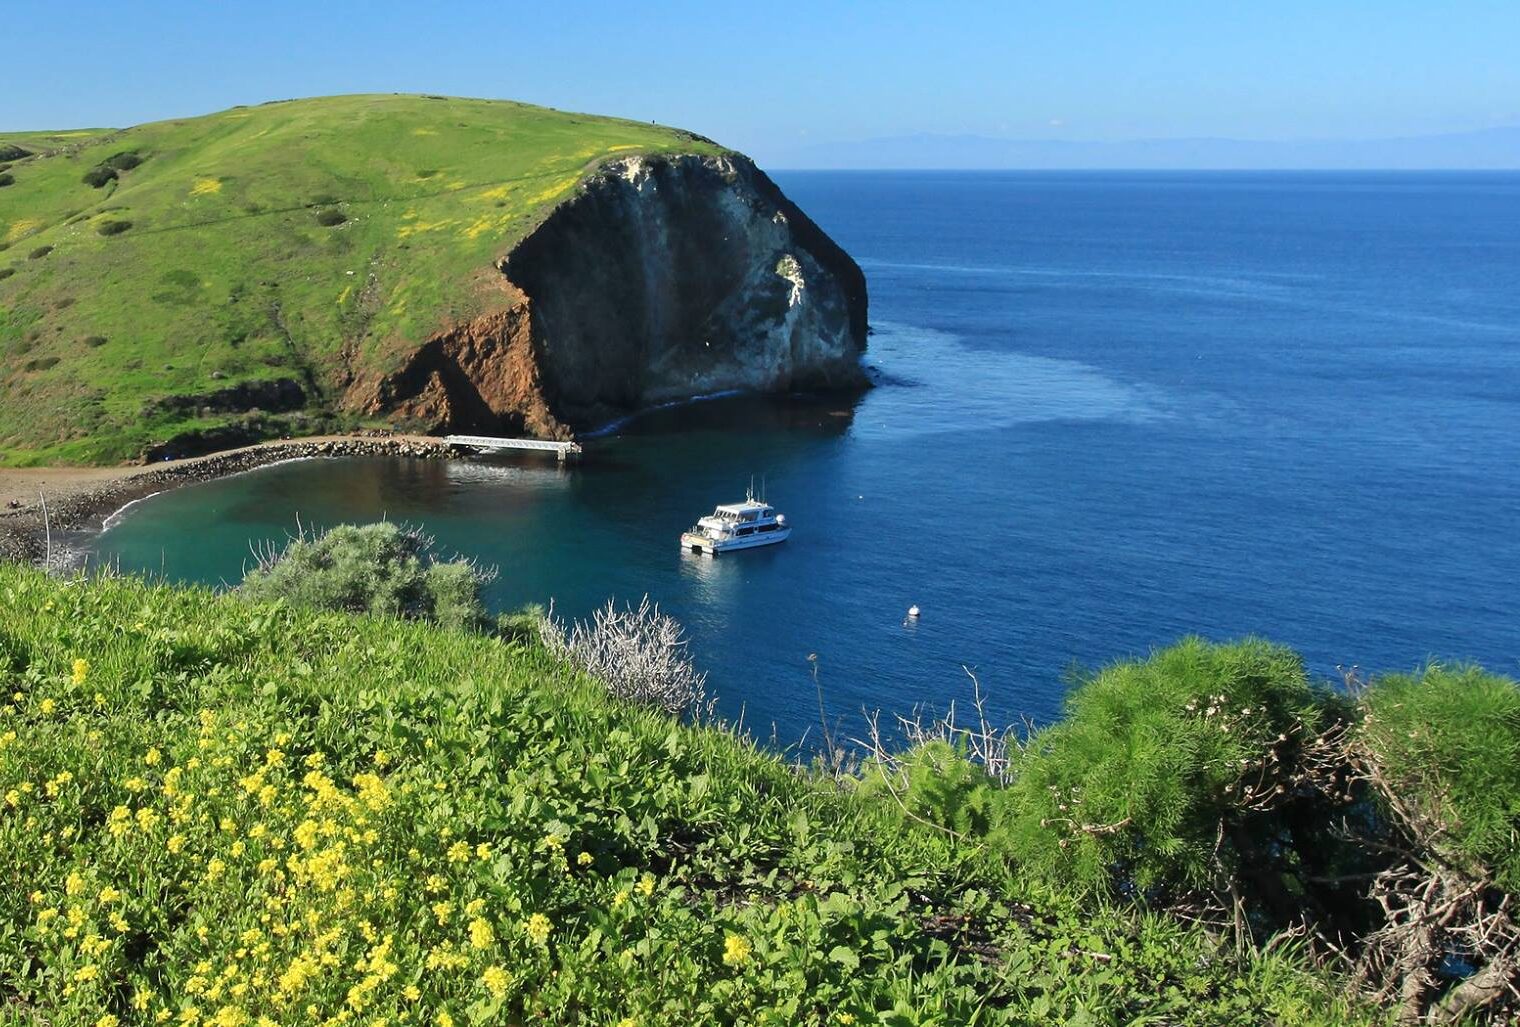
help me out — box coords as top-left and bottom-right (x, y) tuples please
(396, 218), (455, 240)
(190, 178), (224, 197)
(722, 932), (752, 967)
(481, 964), (510, 998)
(5, 218), (44, 242)
(524, 912), (552, 945)
(527, 173), (584, 207)
(462, 214), (509, 241)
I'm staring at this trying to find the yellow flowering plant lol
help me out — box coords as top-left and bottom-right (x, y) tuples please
(0, 566), (1381, 1026)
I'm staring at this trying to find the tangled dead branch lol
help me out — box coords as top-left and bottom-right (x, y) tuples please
(1218, 703), (1520, 1023)
(542, 596), (712, 719)
(858, 667), (1021, 787)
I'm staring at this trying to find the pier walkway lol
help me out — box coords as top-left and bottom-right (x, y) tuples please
(444, 435), (583, 461)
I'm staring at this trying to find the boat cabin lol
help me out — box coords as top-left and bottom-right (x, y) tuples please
(696, 501), (783, 538)
(681, 492), (792, 554)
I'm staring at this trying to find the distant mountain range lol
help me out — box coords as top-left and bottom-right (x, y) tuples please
(771, 126), (1520, 170)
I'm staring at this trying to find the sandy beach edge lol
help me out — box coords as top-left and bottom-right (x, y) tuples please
(0, 434), (457, 565)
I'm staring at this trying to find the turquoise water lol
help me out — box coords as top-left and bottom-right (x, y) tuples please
(89, 172), (1520, 742)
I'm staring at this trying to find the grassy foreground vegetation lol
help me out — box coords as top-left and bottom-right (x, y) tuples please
(0, 95), (723, 465)
(0, 564), (1381, 1026)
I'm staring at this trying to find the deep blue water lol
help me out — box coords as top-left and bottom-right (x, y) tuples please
(89, 172), (1520, 743)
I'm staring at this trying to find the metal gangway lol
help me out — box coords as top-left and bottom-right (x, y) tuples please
(444, 435), (583, 461)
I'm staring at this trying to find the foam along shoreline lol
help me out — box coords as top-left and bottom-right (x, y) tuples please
(0, 435), (455, 566)
(96, 456), (327, 534)
(580, 389), (749, 438)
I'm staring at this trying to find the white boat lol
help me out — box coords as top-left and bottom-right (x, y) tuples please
(680, 491), (790, 555)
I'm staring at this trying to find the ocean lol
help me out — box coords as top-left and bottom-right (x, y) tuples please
(88, 171), (1520, 743)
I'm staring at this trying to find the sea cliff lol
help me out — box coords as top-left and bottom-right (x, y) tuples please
(358, 153), (869, 437)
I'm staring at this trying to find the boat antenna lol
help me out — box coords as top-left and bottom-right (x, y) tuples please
(761, 474), (767, 502)
(748, 474), (755, 503)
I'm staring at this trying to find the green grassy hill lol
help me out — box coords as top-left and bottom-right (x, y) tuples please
(0, 565), (1372, 1025)
(0, 95), (723, 466)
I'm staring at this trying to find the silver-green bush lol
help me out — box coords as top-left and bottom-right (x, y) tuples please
(238, 522), (493, 629)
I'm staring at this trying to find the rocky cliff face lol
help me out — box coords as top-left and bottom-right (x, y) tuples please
(358, 153), (868, 436)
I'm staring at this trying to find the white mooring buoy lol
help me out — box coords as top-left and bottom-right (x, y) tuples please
(907, 605), (921, 619)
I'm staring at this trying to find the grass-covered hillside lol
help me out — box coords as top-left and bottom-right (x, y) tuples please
(0, 565), (1379, 1026)
(0, 95), (723, 466)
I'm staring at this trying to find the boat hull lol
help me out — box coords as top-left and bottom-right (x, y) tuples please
(680, 528), (791, 555)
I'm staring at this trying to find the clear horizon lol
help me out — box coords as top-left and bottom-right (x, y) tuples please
(8, 1), (1520, 169)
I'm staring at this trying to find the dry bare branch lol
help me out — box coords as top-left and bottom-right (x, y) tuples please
(543, 595), (711, 718)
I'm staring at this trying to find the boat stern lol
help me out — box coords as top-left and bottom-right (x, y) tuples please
(680, 531), (714, 555)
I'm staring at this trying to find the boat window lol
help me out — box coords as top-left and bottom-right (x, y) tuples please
(736, 526), (755, 536)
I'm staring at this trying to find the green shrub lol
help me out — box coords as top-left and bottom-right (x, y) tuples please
(238, 522), (492, 629)
(0, 143), (30, 161)
(81, 165), (117, 188)
(82, 335), (107, 347)
(421, 559), (486, 632)
(22, 356), (60, 372)
(0, 172), (14, 187)
(1360, 664), (1520, 890)
(314, 208), (346, 227)
(999, 637), (1326, 899)
(0, 268), (14, 281)
(496, 603), (546, 643)
(858, 739), (1000, 837)
(97, 219), (133, 236)
(28, 246), (51, 260)
(104, 151), (144, 171)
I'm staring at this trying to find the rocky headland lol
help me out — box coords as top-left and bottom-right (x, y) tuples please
(0, 97), (870, 465)
(352, 153), (869, 438)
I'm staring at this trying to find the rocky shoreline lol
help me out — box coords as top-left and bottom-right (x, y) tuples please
(0, 435), (454, 567)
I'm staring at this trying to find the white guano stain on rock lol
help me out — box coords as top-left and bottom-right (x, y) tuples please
(775, 254), (805, 307)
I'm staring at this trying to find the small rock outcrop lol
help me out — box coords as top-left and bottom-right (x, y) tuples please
(358, 153), (868, 435)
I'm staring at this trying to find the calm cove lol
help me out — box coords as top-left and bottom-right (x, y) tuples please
(88, 171), (1520, 743)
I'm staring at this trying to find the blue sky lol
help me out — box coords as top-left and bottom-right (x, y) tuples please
(8, 1), (1518, 165)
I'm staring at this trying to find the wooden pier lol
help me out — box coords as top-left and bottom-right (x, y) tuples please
(444, 435), (583, 461)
